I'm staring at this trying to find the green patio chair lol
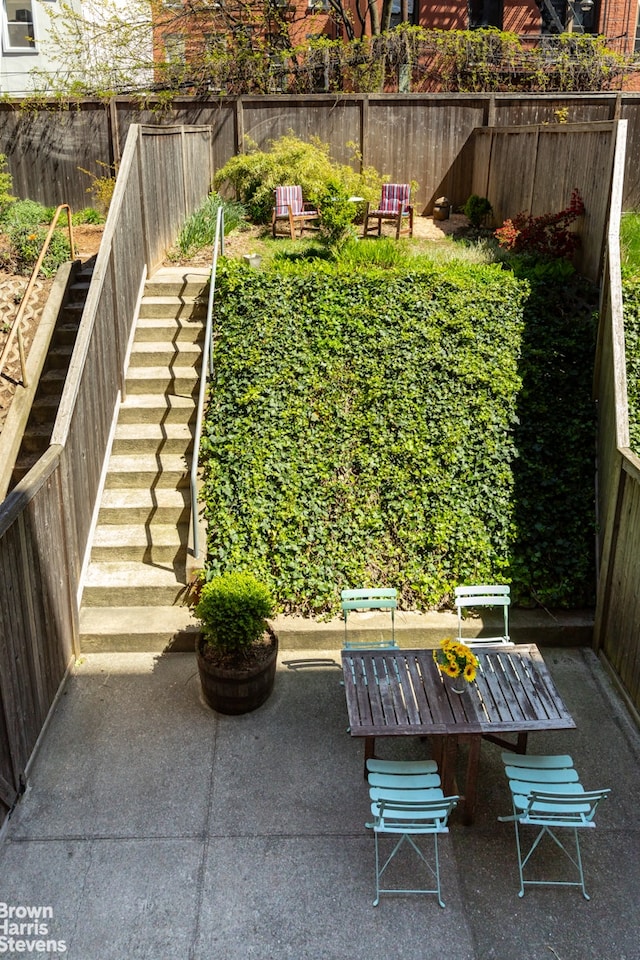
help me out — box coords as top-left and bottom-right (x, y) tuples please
(455, 584), (511, 645)
(341, 587), (398, 650)
(499, 752), (610, 900)
(365, 758), (458, 907)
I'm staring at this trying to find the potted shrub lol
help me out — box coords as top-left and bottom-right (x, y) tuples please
(194, 571), (277, 715)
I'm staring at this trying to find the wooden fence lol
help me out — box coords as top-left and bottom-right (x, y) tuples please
(593, 120), (640, 718)
(0, 124), (213, 833)
(2, 93), (640, 215)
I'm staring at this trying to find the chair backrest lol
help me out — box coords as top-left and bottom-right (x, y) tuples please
(501, 753), (610, 826)
(379, 183), (411, 213)
(520, 789), (610, 827)
(341, 587), (397, 649)
(274, 185), (303, 217)
(455, 584), (510, 644)
(369, 788), (457, 833)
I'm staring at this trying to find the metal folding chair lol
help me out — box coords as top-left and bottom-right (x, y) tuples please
(499, 752), (610, 899)
(341, 588), (398, 650)
(365, 758), (458, 907)
(455, 584), (511, 645)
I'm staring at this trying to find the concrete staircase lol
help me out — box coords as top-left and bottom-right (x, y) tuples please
(9, 260), (94, 489)
(79, 267), (210, 652)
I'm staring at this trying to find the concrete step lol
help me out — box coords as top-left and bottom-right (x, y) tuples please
(124, 366), (199, 396)
(138, 296), (206, 321)
(117, 393), (196, 425)
(90, 522), (189, 562)
(79, 605), (199, 652)
(60, 302), (84, 324)
(104, 453), (191, 488)
(17, 425), (51, 454)
(143, 269), (210, 298)
(69, 280), (91, 302)
(81, 561), (190, 607)
(28, 394), (63, 425)
(54, 322), (82, 347)
(111, 422), (194, 455)
(97, 487), (190, 524)
(135, 317), (205, 344)
(45, 344), (74, 369)
(38, 368), (68, 396)
(129, 340), (202, 368)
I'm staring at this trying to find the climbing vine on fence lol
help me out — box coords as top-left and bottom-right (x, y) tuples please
(200, 255), (597, 614)
(623, 279), (640, 457)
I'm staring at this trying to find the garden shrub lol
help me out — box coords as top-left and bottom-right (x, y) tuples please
(200, 254), (597, 615)
(622, 278), (640, 456)
(0, 154), (15, 219)
(463, 195), (493, 228)
(495, 190), (585, 261)
(213, 134), (384, 225)
(507, 259), (598, 606)
(175, 192), (245, 258)
(1, 199), (71, 275)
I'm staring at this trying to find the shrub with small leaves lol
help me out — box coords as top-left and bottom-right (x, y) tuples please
(495, 190), (585, 261)
(213, 134), (384, 225)
(463, 195), (493, 228)
(195, 571), (274, 653)
(317, 178), (358, 249)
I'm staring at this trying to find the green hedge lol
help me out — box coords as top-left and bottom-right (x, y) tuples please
(623, 279), (640, 454)
(201, 257), (597, 614)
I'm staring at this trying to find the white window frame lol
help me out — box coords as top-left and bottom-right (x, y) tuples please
(2, 0), (37, 53)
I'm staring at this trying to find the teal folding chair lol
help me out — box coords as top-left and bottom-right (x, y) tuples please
(455, 584), (511, 645)
(498, 752), (610, 900)
(365, 758), (458, 907)
(341, 588), (398, 650)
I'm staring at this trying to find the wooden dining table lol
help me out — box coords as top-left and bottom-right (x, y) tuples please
(341, 643), (576, 824)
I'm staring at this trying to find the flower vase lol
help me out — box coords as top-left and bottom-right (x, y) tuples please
(449, 677), (467, 695)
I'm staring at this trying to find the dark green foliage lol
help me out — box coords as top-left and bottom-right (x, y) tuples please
(202, 258), (524, 613)
(195, 571), (274, 652)
(508, 261), (598, 607)
(622, 279), (640, 455)
(463, 195), (493, 228)
(200, 256), (597, 615)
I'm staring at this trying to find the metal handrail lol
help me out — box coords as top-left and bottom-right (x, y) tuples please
(0, 204), (75, 389)
(190, 206), (225, 562)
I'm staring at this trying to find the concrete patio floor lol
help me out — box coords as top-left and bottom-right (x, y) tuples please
(0, 644), (638, 960)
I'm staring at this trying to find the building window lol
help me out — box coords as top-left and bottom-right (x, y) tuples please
(3, 0), (36, 51)
(390, 0), (414, 28)
(469, 0), (503, 29)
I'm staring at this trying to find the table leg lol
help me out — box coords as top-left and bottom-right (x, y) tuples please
(461, 735), (482, 826)
(439, 736), (458, 799)
(363, 737), (375, 778)
(516, 732), (528, 754)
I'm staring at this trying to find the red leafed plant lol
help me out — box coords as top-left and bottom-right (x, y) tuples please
(495, 189), (585, 260)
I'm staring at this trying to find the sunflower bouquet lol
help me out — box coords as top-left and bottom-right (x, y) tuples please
(433, 638), (479, 683)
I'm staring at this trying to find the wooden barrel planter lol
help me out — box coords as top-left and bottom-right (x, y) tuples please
(196, 626), (278, 715)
